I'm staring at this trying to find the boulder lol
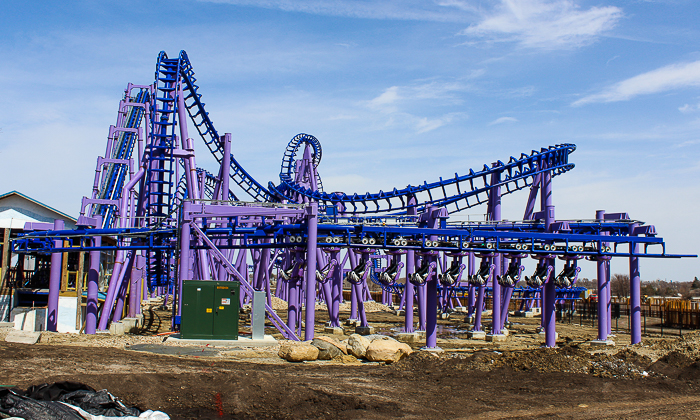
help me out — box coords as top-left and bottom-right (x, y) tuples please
(312, 338), (343, 360)
(314, 336), (348, 354)
(347, 334), (371, 358)
(278, 340), (319, 362)
(365, 337), (412, 363)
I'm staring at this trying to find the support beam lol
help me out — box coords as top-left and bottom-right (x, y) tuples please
(76, 249), (85, 330)
(489, 166), (503, 336)
(425, 256), (439, 349)
(304, 204), (318, 341)
(47, 219), (65, 332)
(541, 160), (557, 348)
(629, 222), (641, 344)
(86, 235), (101, 335)
(596, 211), (609, 341)
(403, 196), (417, 333)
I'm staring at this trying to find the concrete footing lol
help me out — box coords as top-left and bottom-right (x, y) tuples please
(108, 322), (126, 336)
(323, 326), (344, 335)
(467, 330), (486, 340)
(355, 326), (375, 335)
(420, 346), (445, 353)
(5, 330), (41, 344)
(485, 333), (507, 342)
(395, 332), (421, 343)
(589, 339), (615, 347)
(108, 317), (143, 336)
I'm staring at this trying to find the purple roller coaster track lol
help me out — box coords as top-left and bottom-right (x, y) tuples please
(12, 50), (695, 349)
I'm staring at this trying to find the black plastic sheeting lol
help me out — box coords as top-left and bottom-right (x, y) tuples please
(0, 381), (141, 419)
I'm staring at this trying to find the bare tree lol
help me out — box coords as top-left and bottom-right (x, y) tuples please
(611, 273), (630, 298)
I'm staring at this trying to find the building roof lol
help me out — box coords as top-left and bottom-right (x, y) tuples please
(0, 191), (77, 230)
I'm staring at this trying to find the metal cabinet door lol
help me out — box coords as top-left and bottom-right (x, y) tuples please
(181, 281), (215, 339)
(212, 282), (240, 340)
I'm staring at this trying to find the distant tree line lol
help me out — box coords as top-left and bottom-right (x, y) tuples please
(575, 276), (700, 299)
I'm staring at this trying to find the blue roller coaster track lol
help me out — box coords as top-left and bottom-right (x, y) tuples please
(147, 51), (576, 217)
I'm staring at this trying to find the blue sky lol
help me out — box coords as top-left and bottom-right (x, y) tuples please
(0, 0), (698, 281)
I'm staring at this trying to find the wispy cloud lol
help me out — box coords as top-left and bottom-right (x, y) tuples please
(199, 0), (478, 22)
(573, 60), (700, 106)
(415, 113), (465, 133)
(366, 80), (470, 112)
(489, 116), (518, 125)
(364, 80), (470, 133)
(460, 0), (623, 50)
(367, 86), (401, 113)
(679, 102), (700, 113)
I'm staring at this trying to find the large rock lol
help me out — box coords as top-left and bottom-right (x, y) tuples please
(312, 338), (343, 360)
(347, 334), (371, 358)
(365, 337), (412, 363)
(314, 336), (347, 354)
(278, 340), (319, 362)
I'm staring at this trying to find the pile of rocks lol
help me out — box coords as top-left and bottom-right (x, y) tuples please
(278, 333), (412, 364)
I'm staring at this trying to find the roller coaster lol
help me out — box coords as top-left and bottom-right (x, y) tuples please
(12, 50), (694, 349)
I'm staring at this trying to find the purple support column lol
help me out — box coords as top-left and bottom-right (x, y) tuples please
(221, 133), (231, 201)
(595, 210), (609, 341)
(425, 256), (439, 349)
(136, 254), (145, 315)
(489, 166), (502, 335)
(348, 250), (358, 321)
(473, 283), (485, 331)
(85, 235), (101, 335)
(543, 260), (556, 347)
(467, 252), (475, 316)
(541, 161), (557, 348)
(500, 279), (515, 328)
(47, 219), (64, 332)
(98, 252), (124, 330)
(330, 251), (342, 327)
(404, 196), (417, 333)
(417, 281), (426, 331)
(128, 255), (140, 318)
(353, 282), (369, 327)
(304, 204), (318, 341)
(287, 277), (299, 332)
(606, 259), (612, 336)
(629, 223), (641, 344)
(178, 220), (191, 318)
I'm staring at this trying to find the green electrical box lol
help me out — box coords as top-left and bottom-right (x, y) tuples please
(180, 280), (240, 340)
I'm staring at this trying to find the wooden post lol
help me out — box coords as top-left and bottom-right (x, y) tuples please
(1, 228), (10, 321)
(61, 241), (69, 292)
(1, 228), (10, 286)
(76, 249), (85, 330)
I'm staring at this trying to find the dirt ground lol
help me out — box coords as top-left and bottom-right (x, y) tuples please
(3, 303), (700, 419)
